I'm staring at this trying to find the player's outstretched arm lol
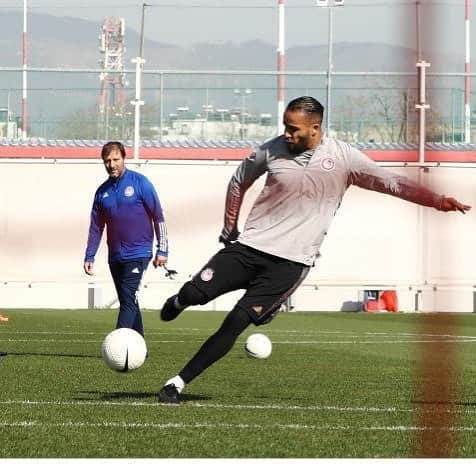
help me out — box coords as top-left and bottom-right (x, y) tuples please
(347, 146), (472, 214)
(436, 196), (471, 214)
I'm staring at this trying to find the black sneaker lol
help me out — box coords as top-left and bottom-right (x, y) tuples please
(158, 384), (180, 404)
(160, 295), (184, 322)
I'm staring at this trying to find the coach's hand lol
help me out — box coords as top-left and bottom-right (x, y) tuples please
(436, 196), (471, 214)
(219, 227), (239, 247)
(153, 255), (168, 268)
(83, 262), (94, 276)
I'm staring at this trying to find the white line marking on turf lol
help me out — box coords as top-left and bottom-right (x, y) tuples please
(274, 339), (476, 344)
(2, 337), (475, 344)
(2, 420), (476, 432)
(3, 399), (476, 415)
(3, 330), (476, 343)
(0, 399), (412, 413)
(0, 339), (187, 343)
(3, 329), (476, 338)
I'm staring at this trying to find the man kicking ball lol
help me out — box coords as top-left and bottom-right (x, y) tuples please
(158, 96), (470, 404)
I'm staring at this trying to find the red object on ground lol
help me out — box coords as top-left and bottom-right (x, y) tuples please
(380, 290), (399, 312)
(364, 299), (386, 312)
(363, 290), (398, 312)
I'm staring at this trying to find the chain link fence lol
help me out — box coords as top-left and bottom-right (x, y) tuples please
(0, 67), (474, 143)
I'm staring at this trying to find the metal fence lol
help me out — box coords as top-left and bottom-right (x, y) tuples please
(0, 67), (474, 143)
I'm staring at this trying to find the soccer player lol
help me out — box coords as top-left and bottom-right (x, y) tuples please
(0, 313), (8, 322)
(84, 141), (168, 336)
(158, 96), (470, 404)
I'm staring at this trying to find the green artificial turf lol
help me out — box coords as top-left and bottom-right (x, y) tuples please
(1, 309), (475, 458)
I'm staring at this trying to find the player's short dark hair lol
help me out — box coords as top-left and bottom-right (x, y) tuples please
(286, 96), (324, 122)
(101, 141), (126, 160)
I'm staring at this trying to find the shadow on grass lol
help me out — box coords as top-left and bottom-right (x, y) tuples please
(75, 389), (211, 403)
(0, 351), (100, 359)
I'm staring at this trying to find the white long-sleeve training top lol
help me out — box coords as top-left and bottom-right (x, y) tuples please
(223, 135), (442, 266)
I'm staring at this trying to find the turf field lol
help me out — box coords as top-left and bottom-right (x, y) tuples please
(1, 309), (476, 458)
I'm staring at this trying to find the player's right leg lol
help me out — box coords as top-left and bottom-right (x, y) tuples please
(160, 282), (207, 322)
(111, 259), (149, 336)
(160, 243), (254, 322)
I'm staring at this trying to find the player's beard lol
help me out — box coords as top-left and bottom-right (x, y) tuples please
(286, 139), (308, 155)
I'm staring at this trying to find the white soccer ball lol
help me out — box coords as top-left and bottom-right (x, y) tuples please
(101, 328), (147, 372)
(244, 333), (272, 359)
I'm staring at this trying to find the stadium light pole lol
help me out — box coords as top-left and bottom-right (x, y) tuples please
(131, 3), (148, 161)
(159, 72), (164, 140)
(464, 0), (471, 143)
(22, 0), (28, 140)
(414, 1), (430, 306)
(316, 1), (344, 136)
(234, 88), (253, 140)
(277, 0), (285, 135)
(216, 108), (229, 136)
(415, 1), (429, 165)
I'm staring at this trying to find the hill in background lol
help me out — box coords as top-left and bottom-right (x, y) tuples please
(0, 10), (458, 71)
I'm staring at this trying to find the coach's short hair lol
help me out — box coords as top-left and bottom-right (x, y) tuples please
(101, 141), (126, 160)
(286, 96), (324, 122)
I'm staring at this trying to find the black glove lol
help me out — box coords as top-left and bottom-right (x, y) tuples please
(219, 228), (239, 247)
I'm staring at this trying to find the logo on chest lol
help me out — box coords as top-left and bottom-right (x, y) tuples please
(320, 157), (336, 171)
(124, 186), (135, 197)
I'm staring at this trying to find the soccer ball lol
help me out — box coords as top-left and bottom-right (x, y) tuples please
(244, 333), (272, 359)
(101, 328), (147, 372)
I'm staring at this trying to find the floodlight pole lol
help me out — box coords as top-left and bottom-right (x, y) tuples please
(413, 1), (431, 307)
(416, 60), (430, 164)
(317, 1), (344, 136)
(464, 0), (471, 143)
(159, 72), (164, 140)
(416, 1), (422, 62)
(132, 3), (147, 161)
(416, 57), (430, 308)
(277, 0), (285, 134)
(326, 5), (333, 135)
(22, 0), (28, 139)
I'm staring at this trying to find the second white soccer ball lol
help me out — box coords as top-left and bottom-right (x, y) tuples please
(101, 327), (147, 372)
(244, 333), (272, 359)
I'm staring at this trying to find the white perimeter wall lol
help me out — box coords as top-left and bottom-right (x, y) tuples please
(1, 160), (475, 312)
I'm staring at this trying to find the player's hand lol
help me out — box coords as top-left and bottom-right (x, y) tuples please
(83, 262), (94, 276)
(219, 228), (239, 247)
(153, 255), (168, 268)
(437, 196), (471, 214)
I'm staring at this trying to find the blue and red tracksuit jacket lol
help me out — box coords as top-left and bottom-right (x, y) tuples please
(84, 168), (168, 263)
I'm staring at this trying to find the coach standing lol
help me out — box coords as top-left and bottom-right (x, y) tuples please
(84, 141), (168, 336)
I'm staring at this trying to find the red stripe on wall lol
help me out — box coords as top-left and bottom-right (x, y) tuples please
(1, 146), (476, 163)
